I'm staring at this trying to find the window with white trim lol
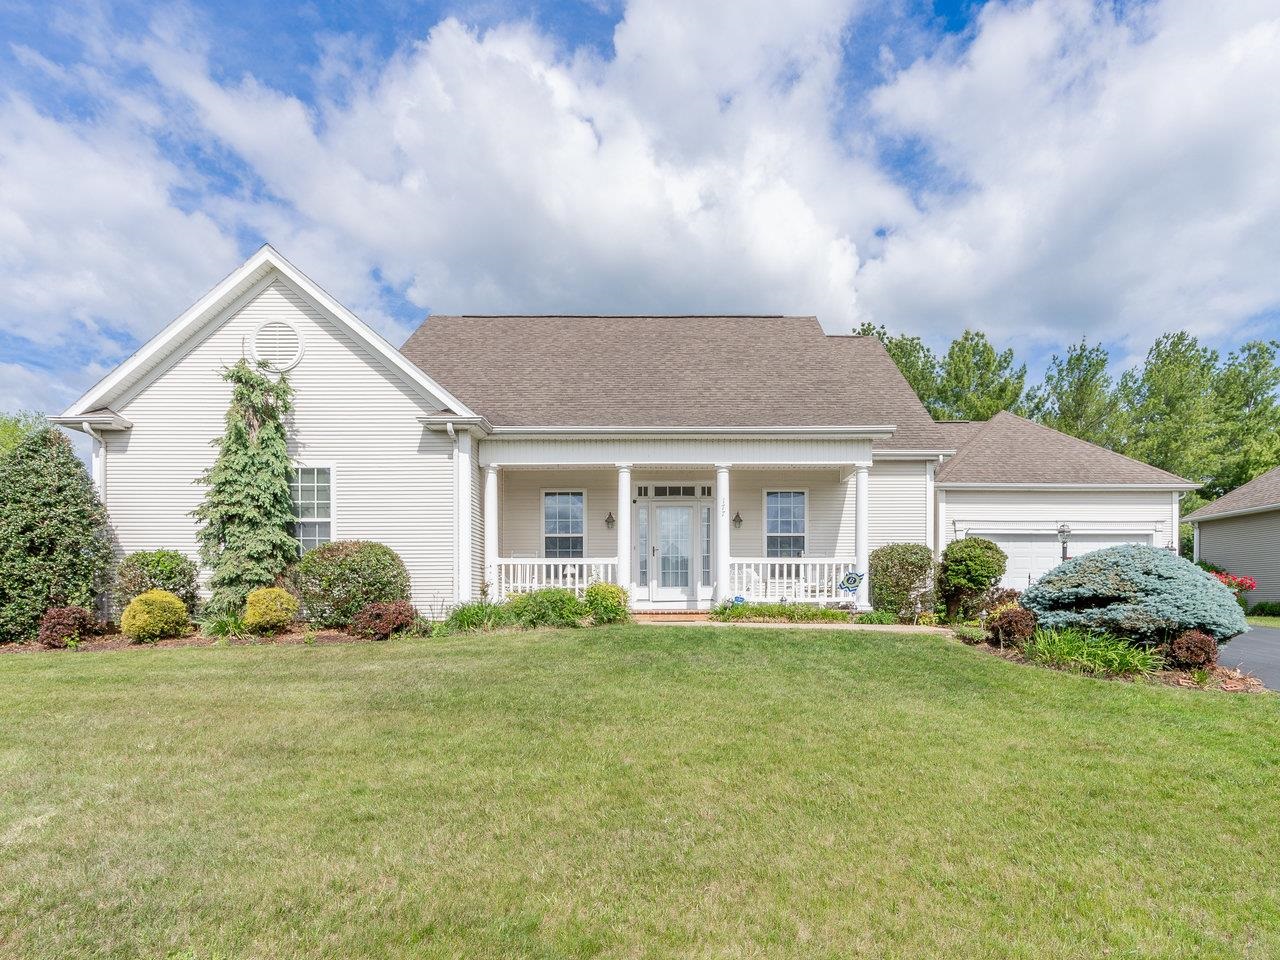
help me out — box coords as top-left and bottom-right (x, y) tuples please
(543, 492), (585, 558)
(765, 490), (806, 558)
(290, 467), (332, 553)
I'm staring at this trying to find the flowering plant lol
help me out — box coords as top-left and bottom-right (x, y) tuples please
(1213, 571), (1256, 596)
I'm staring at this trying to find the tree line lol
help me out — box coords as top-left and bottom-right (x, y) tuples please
(855, 324), (1280, 513)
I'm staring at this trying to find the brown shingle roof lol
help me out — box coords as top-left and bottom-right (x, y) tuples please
(1185, 465), (1280, 521)
(400, 317), (943, 447)
(933, 411), (1194, 486)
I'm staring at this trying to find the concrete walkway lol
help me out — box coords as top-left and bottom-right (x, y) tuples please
(1219, 625), (1280, 689)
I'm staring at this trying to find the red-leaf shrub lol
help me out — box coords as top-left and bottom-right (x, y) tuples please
(1167, 629), (1217, 669)
(37, 605), (98, 648)
(986, 606), (1036, 649)
(350, 600), (417, 640)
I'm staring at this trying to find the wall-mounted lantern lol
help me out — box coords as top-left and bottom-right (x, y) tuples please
(605, 511), (616, 530)
(732, 511), (743, 529)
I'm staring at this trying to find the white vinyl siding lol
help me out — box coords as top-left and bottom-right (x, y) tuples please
(1198, 509), (1280, 603)
(102, 276), (456, 609)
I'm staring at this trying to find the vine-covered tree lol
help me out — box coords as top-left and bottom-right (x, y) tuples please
(0, 428), (113, 643)
(193, 360), (297, 614)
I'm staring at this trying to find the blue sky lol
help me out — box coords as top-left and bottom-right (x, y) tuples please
(3, 0), (1279, 415)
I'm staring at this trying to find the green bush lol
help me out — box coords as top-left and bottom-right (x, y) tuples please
(244, 587), (299, 634)
(711, 602), (852, 623)
(853, 609), (899, 625)
(869, 543), (935, 620)
(440, 600), (514, 634)
(0, 429), (112, 644)
(1249, 601), (1280, 617)
(1021, 545), (1248, 642)
(121, 589), (190, 643)
(115, 550), (200, 612)
(200, 612), (249, 640)
(1023, 628), (1164, 678)
(584, 582), (630, 624)
(295, 541), (411, 628)
(940, 538), (1007, 620)
(506, 588), (587, 628)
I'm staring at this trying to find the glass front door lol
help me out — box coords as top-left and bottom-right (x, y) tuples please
(652, 504), (695, 601)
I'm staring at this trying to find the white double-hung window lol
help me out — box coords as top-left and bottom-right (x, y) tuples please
(765, 490), (806, 558)
(543, 491), (585, 558)
(291, 466), (333, 553)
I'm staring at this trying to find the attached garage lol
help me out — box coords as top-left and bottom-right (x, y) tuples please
(932, 413), (1197, 590)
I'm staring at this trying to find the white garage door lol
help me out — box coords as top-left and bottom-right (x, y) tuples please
(980, 533), (1154, 590)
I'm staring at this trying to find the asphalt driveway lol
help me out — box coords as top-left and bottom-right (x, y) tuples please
(1219, 625), (1280, 689)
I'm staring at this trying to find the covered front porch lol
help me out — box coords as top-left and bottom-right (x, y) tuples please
(481, 461), (872, 611)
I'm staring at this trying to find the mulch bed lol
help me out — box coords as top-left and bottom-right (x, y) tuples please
(0, 628), (367, 654)
(965, 638), (1268, 693)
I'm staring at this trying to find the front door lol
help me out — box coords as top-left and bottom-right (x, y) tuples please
(652, 503), (697, 602)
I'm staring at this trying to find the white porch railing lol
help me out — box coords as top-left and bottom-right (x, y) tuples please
(495, 558), (619, 599)
(728, 558), (858, 605)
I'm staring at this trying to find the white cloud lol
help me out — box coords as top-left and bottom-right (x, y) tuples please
(3, 0), (1280, 419)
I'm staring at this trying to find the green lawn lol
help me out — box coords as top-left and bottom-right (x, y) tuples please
(1248, 615), (1280, 628)
(2, 627), (1278, 960)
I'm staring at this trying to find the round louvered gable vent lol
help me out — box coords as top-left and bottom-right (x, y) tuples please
(251, 320), (303, 371)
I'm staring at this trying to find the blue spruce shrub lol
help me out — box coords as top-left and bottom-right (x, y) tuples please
(1021, 544), (1247, 642)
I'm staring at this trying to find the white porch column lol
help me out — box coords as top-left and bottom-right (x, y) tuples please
(483, 464), (499, 595)
(455, 431), (474, 603)
(854, 463), (870, 609)
(714, 464), (731, 604)
(616, 464), (632, 595)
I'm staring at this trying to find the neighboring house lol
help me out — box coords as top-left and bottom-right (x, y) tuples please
(51, 246), (1198, 611)
(1187, 465), (1280, 604)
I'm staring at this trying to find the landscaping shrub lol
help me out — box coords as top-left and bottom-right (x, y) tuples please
(351, 600), (417, 640)
(243, 587), (299, 634)
(1167, 629), (1218, 669)
(38, 605), (98, 648)
(853, 609), (898, 625)
(1250, 601), (1280, 617)
(940, 537), (1007, 620)
(200, 611), (249, 640)
(869, 543), (935, 621)
(506, 588), (587, 628)
(295, 541), (411, 628)
(986, 605), (1036, 649)
(0, 429), (112, 644)
(115, 550), (200, 612)
(710, 602), (852, 623)
(1021, 545), (1248, 643)
(1024, 628), (1164, 678)
(584, 582), (630, 624)
(952, 624), (985, 644)
(441, 600), (514, 634)
(120, 589), (190, 643)
(982, 587), (1022, 613)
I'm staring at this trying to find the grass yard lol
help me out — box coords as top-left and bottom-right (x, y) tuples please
(2, 626), (1278, 960)
(1248, 615), (1280, 629)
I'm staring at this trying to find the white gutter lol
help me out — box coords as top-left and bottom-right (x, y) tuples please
(1185, 503), (1280, 524)
(486, 424), (897, 440)
(935, 482), (1199, 491)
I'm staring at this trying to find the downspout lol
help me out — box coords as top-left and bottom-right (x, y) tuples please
(82, 422), (105, 499)
(447, 421), (459, 602)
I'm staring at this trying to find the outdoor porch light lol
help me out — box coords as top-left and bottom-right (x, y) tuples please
(732, 511), (743, 529)
(605, 511), (616, 529)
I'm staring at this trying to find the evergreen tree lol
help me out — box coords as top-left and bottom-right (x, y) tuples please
(1023, 340), (1115, 445)
(193, 360), (297, 614)
(1209, 340), (1280, 498)
(934, 330), (1026, 421)
(0, 428), (113, 643)
(0, 410), (45, 459)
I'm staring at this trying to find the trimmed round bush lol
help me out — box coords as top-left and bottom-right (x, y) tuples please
(869, 543), (935, 620)
(940, 537), (1007, 620)
(986, 605), (1036, 648)
(244, 587), (299, 634)
(120, 589), (190, 643)
(1168, 629), (1218, 669)
(38, 605), (98, 648)
(584, 582), (630, 624)
(115, 550), (200, 612)
(1021, 545), (1248, 643)
(506, 588), (586, 628)
(295, 541), (411, 628)
(351, 600), (417, 640)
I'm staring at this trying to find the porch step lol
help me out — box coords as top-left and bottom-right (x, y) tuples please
(633, 611), (712, 624)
